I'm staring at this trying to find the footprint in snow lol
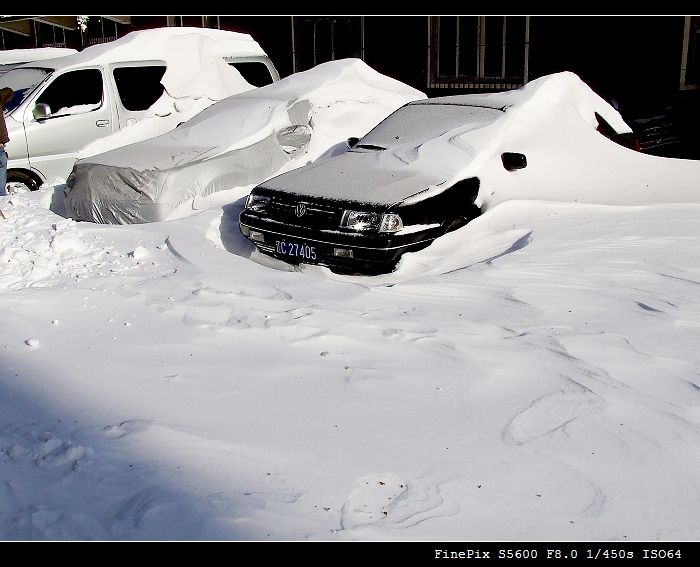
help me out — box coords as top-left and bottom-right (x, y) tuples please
(101, 419), (154, 439)
(340, 472), (450, 530)
(502, 390), (601, 446)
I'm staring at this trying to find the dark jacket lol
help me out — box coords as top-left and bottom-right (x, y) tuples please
(0, 87), (14, 145)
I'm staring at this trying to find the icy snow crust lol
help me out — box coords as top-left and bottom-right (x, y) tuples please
(66, 59), (426, 223)
(2, 71), (700, 540)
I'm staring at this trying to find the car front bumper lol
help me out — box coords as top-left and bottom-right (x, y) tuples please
(239, 218), (438, 275)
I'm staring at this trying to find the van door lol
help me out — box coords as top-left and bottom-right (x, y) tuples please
(22, 67), (116, 182)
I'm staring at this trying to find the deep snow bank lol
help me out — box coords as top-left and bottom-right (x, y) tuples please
(421, 72), (700, 210)
(0, 192), (161, 292)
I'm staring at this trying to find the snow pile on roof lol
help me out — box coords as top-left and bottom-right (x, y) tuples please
(0, 47), (77, 64)
(77, 28), (264, 158)
(67, 59), (426, 223)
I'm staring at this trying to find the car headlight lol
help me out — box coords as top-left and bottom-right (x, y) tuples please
(379, 213), (403, 233)
(245, 194), (270, 212)
(341, 210), (403, 233)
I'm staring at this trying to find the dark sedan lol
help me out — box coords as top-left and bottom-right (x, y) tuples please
(239, 99), (518, 274)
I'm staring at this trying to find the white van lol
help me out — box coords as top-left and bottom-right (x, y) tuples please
(1, 28), (279, 192)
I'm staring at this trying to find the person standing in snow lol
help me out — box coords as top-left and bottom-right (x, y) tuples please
(0, 86), (14, 198)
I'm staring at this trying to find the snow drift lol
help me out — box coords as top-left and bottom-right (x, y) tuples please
(2, 68), (700, 541)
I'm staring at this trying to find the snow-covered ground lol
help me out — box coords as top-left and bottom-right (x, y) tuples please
(1, 68), (699, 541)
(1, 181), (699, 540)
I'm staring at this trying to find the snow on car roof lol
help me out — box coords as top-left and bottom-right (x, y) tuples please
(0, 47), (77, 64)
(410, 73), (630, 134)
(41, 28), (277, 160)
(20, 27), (265, 70)
(15, 27), (262, 110)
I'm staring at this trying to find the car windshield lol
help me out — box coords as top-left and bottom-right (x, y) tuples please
(355, 103), (504, 150)
(0, 66), (52, 114)
(0, 63), (23, 77)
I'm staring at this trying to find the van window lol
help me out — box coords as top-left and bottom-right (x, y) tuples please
(112, 66), (166, 111)
(228, 62), (273, 87)
(36, 69), (103, 117)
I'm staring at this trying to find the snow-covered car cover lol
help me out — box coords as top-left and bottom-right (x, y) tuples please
(63, 59), (426, 224)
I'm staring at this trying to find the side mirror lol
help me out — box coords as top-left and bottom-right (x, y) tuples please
(501, 152), (527, 171)
(32, 102), (52, 120)
(277, 124), (312, 155)
(346, 136), (360, 149)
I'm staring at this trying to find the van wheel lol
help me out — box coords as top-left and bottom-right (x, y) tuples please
(6, 171), (40, 193)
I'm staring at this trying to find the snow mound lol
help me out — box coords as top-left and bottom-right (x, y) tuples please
(0, 198), (102, 292)
(340, 472), (449, 531)
(0, 193), (152, 292)
(448, 71), (700, 209)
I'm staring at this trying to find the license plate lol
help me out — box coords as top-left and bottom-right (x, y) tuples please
(275, 239), (317, 261)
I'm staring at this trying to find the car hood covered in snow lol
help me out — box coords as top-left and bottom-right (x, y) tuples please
(261, 104), (506, 206)
(64, 58), (425, 224)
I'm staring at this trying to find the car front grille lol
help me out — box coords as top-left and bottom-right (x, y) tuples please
(266, 196), (344, 230)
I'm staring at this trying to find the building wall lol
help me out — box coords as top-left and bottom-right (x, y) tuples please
(364, 16), (427, 92)
(2, 15), (695, 127)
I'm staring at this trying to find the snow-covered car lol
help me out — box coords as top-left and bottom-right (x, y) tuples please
(63, 59), (425, 224)
(239, 72), (639, 275)
(1, 28), (278, 193)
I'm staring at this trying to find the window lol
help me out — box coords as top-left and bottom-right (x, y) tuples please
(85, 17), (119, 46)
(293, 16), (364, 72)
(680, 16), (698, 90)
(201, 16), (220, 29)
(112, 66), (166, 111)
(0, 67), (51, 113)
(228, 62), (274, 87)
(429, 16), (529, 90)
(36, 69), (103, 117)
